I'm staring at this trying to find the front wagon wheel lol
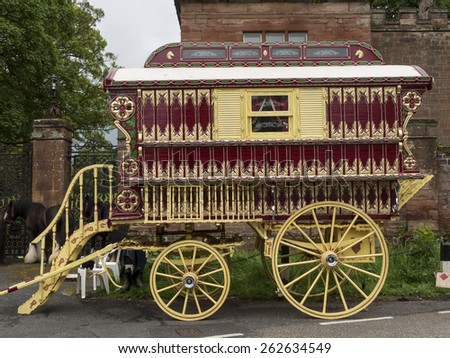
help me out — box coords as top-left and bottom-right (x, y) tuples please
(272, 201), (388, 320)
(150, 240), (230, 321)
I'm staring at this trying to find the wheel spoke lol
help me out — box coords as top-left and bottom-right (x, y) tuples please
(277, 258), (320, 268)
(191, 245), (197, 269)
(197, 267), (224, 278)
(289, 223), (324, 253)
(162, 256), (185, 275)
(329, 207), (337, 249)
(157, 281), (182, 293)
(311, 209), (327, 248)
(197, 280), (225, 289)
(337, 267), (368, 299)
(156, 271), (182, 280)
(336, 231), (375, 255)
(334, 214), (359, 249)
(194, 253), (214, 275)
(178, 248), (188, 270)
(193, 289), (202, 315)
(332, 270), (348, 311)
(280, 239), (322, 258)
(340, 262), (381, 279)
(300, 267), (325, 305)
(322, 269), (330, 314)
(340, 253), (384, 261)
(182, 288), (190, 315)
(197, 285), (217, 304)
(284, 263), (322, 289)
(166, 286), (185, 307)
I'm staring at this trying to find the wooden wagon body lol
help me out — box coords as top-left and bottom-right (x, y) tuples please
(1, 41), (433, 322)
(104, 41), (431, 226)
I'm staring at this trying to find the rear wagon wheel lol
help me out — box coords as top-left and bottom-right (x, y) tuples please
(272, 201), (388, 320)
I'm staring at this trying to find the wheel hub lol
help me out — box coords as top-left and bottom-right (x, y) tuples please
(322, 251), (339, 267)
(182, 273), (197, 289)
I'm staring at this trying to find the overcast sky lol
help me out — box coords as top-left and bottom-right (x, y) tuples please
(88, 0), (181, 68)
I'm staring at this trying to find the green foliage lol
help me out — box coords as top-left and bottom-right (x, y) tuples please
(382, 225), (445, 298)
(0, 0), (116, 144)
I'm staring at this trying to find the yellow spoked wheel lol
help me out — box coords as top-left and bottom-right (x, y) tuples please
(272, 201), (388, 319)
(150, 240), (230, 321)
(260, 236), (348, 298)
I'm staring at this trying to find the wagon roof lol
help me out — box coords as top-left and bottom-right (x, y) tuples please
(104, 64), (432, 89)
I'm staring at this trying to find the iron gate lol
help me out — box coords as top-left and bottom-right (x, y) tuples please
(0, 144), (32, 257)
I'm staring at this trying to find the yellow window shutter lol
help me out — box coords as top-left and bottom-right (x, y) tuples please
(214, 89), (242, 140)
(298, 88), (326, 139)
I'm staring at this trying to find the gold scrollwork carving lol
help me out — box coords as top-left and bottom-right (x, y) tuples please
(114, 120), (132, 152)
(109, 96), (135, 121)
(116, 189), (140, 212)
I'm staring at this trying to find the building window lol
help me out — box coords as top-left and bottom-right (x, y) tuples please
(243, 31), (307, 43)
(288, 32), (307, 43)
(243, 33), (263, 43)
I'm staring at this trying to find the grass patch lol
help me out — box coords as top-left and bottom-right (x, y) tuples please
(381, 225), (448, 299)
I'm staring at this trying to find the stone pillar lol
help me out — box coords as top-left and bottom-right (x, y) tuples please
(400, 118), (439, 229)
(32, 118), (73, 207)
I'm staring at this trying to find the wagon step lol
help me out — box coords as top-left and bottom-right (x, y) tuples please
(0, 220), (113, 314)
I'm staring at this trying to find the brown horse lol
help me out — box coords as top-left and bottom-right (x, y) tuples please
(4, 200), (74, 263)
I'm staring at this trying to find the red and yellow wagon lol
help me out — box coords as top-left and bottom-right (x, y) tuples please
(1, 41), (433, 321)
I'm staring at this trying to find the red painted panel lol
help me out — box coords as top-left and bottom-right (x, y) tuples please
(278, 145), (289, 176)
(170, 93), (182, 140)
(384, 93), (397, 135)
(157, 148), (170, 178)
(344, 91), (356, 137)
(184, 92), (196, 140)
(199, 147), (211, 176)
(357, 93), (369, 137)
(371, 93), (383, 136)
(331, 145), (343, 174)
(345, 144), (357, 175)
(213, 147), (224, 176)
(142, 93), (155, 141)
(372, 144), (384, 173)
(358, 144), (370, 174)
(241, 146), (253, 176)
(303, 146), (316, 176)
(329, 92), (342, 137)
(156, 93), (169, 141)
(198, 93), (211, 138)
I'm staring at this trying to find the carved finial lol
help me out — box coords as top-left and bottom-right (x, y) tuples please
(419, 0), (434, 19)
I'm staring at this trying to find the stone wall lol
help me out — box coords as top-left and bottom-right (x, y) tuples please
(175, 1), (450, 232)
(176, 0), (372, 43)
(371, 7), (450, 232)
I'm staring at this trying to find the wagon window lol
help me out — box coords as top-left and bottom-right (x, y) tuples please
(251, 95), (289, 132)
(245, 91), (294, 138)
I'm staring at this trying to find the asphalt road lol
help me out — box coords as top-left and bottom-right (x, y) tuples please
(1, 258), (450, 338)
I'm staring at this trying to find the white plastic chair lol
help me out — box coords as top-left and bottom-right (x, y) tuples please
(104, 248), (122, 282)
(76, 257), (110, 299)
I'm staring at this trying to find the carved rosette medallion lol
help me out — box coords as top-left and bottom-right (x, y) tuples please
(402, 91), (422, 113)
(121, 158), (139, 177)
(109, 96), (135, 121)
(116, 189), (140, 212)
